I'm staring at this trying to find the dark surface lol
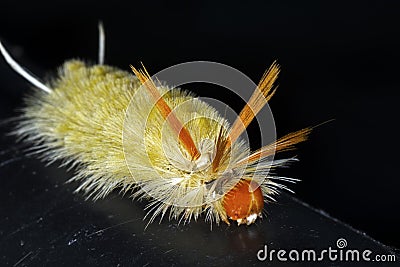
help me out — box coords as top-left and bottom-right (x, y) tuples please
(0, 140), (398, 266)
(1, 0), (400, 265)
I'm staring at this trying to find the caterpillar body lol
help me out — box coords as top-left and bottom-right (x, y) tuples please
(0, 24), (311, 226)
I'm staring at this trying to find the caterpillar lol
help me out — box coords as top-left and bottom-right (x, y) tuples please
(0, 23), (311, 226)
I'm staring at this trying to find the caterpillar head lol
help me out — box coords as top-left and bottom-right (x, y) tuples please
(223, 179), (264, 225)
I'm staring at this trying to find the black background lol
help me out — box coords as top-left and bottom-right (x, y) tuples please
(1, 0), (399, 256)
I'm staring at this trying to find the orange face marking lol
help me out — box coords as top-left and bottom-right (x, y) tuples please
(223, 180), (264, 225)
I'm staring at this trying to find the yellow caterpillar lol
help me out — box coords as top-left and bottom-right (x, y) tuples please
(0, 23), (311, 226)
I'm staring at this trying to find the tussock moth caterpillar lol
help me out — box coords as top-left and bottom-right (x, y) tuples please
(0, 23), (311, 226)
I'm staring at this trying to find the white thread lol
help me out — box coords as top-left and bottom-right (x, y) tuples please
(98, 21), (105, 65)
(0, 40), (52, 93)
